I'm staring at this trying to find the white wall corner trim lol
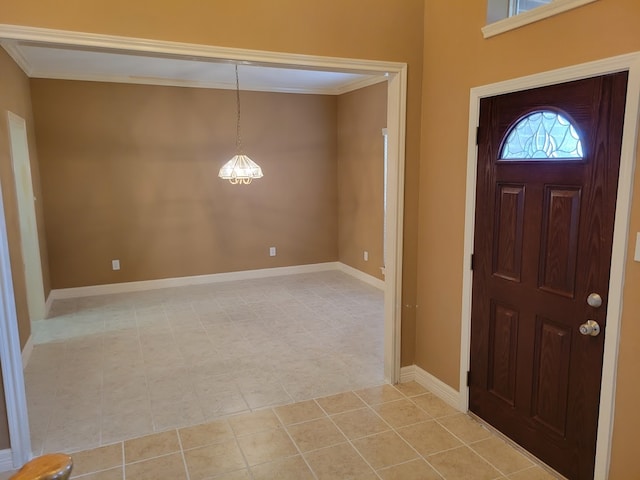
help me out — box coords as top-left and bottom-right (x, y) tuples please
(0, 179), (31, 467)
(0, 449), (14, 473)
(401, 365), (464, 411)
(337, 263), (385, 290)
(44, 292), (54, 318)
(461, 52), (640, 480)
(21, 336), (33, 370)
(399, 365), (416, 384)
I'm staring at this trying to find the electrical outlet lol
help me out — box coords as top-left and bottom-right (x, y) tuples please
(112, 259), (120, 271)
(364, 251), (369, 261)
(269, 247), (276, 257)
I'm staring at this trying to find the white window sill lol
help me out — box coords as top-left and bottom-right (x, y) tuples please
(482, 0), (598, 38)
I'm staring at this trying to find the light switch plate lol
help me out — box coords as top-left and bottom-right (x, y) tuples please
(635, 233), (640, 262)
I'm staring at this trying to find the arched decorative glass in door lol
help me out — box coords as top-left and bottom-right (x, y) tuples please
(500, 110), (584, 159)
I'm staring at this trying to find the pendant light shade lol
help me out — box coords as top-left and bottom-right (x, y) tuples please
(218, 64), (263, 184)
(218, 154), (263, 185)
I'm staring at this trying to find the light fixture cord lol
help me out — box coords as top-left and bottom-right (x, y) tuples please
(235, 64), (242, 154)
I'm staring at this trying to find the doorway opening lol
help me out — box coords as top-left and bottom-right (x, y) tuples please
(0, 24), (407, 465)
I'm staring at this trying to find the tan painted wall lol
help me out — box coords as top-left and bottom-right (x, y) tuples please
(417, 1), (640, 477)
(0, 48), (50, 449)
(337, 82), (387, 280)
(0, 50), (48, 347)
(31, 80), (339, 288)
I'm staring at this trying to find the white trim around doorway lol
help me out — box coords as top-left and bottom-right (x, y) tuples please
(0, 172), (31, 468)
(459, 52), (640, 479)
(6, 112), (46, 323)
(0, 23), (407, 469)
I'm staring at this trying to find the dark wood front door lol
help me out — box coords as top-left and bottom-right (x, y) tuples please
(469, 72), (628, 480)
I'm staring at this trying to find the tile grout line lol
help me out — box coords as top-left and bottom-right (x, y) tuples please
(272, 404), (320, 480)
(174, 426), (191, 480)
(226, 411), (264, 480)
(137, 305), (165, 436)
(98, 320), (107, 449)
(168, 302), (209, 431)
(466, 438), (535, 478)
(121, 441), (125, 480)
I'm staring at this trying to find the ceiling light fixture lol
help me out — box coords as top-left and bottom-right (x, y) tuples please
(218, 64), (263, 185)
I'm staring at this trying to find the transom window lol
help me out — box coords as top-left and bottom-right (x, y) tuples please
(484, 0), (599, 38)
(487, 0), (551, 23)
(510, 0), (552, 15)
(500, 110), (584, 159)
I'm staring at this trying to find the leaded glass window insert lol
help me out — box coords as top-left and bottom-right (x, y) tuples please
(501, 111), (584, 159)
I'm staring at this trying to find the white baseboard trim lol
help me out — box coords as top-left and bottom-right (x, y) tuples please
(48, 262), (384, 300)
(0, 448), (13, 472)
(400, 364), (464, 412)
(21, 336), (33, 370)
(49, 262), (350, 300)
(337, 263), (385, 290)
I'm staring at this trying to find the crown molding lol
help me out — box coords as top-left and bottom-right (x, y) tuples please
(0, 40), (33, 76)
(0, 24), (403, 95)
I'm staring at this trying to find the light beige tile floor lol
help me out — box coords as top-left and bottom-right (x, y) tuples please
(16, 271), (565, 479)
(5, 383), (563, 479)
(25, 271), (385, 455)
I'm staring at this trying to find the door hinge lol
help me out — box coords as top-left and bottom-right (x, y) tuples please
(467, 370), (471, 387)
(476, 126), (480, 145)
(470, 254), (475, 271)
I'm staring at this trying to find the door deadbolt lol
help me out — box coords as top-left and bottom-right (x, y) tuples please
(587, 293), (603, 308)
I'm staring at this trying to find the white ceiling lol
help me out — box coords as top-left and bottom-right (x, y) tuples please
(1, 40), (385, 95)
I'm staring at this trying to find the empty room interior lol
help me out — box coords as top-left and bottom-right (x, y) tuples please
(2, 43), (393, 454)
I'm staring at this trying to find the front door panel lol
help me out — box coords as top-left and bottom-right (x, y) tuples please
(470, 72), (628, 479)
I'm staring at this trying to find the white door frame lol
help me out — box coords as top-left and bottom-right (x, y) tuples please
(7, 112), (46, 322)
(459, 52), (640, 479)
(0, 175), (31, 468)
(0, 24), (407, 466)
